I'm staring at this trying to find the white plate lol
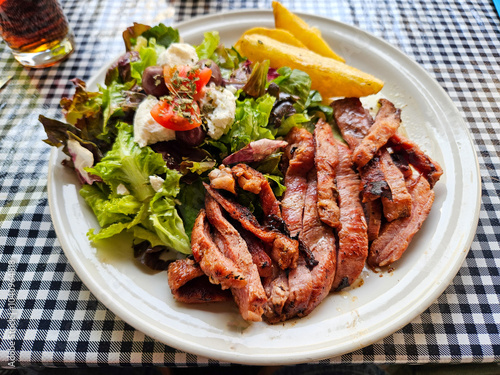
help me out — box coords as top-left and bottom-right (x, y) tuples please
(47, 10), (481, 365)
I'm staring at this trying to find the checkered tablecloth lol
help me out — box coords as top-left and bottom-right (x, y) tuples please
(1, 0), (499, 368)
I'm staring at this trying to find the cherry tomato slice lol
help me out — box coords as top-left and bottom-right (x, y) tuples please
(150, 99), (201, 131)
(163, 65), (212, 100)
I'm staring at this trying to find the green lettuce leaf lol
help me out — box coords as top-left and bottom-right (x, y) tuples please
(147, 169), (191, 254)
(141, 24), (180, 48)
(196, 31), (220, 60)
(86, 122), (166, 202)
(221, 93), (276, 153)
(130, 45), (158, 86)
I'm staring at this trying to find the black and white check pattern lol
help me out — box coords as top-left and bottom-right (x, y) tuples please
(1, 0), (499, 367)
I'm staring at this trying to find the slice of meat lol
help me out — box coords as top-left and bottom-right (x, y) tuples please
(283, 256), (313, 320)
(331, 97), (374, 149)
(262, 268), (289, 322)
(359, 153), (391, 202)
(390, 151), (412, 179)
(364, 199), (383, 242)
(208, 165), (236, 194)
(191, 210), (247, 290)
(379, 149), (412, 221)
(368, 174), (435, 267)
(281, 127), (315, 237)
(331, 141), (368, 291)
(167, 258), (205, 291)
(298, 172), (337, 316)
(284, 126), (316, 175)
(203, 183), (276, 243)
(276, 171), (337, 321)
(388, 133), (443, 188)
(231, 163), (281, 219)
(314, 118), (341, 228)
(352, 99), (401, 168)
(205, 195), (267, 322)
(204, 183), (299, 269)
(239, 227), (273, 278)
(169, 274), (232, 304)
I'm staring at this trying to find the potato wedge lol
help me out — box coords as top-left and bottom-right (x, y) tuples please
(235, 34), (384, 100)
(235, 27), (307, 49)
(272, 1), (345, 62)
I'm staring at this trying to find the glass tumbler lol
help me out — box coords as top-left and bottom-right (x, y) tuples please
(0, 0), (75, 68)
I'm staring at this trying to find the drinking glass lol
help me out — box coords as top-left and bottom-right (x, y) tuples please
(0, 0), (75, 68)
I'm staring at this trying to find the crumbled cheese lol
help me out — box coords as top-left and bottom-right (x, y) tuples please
(116, 183), (130, 195)
(157, 43), (198, 69)
(133, 95), (175, 147)
(67, 139), (94, 184)
(201, 85), (236, 140)
(149, 175), (165, 192)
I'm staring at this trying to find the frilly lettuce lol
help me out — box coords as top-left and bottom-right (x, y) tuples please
(81, 122), (191, 254)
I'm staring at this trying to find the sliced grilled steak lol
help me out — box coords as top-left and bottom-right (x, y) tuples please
(331, 97), (374, 149)
(205, 195), (267, 321)
(167, 258), (205, 291)
(191, 209), (247, 290)
(314, 119), (341, 228)
(368, 174), (435, 267)
(274, 172), (337, 322)
(331, 141), (368, 291)
(379, 149), (412, 221)
(203, 183), (276, 242)
(388, 133), (443, 188)
(239, 227), (273, 278)
(281, 127), (315, 237)
(359, 153), (391, 202)
(352, 99), (401, 168)
(232, 163), (281, 220)
(299, 173), (337, 316)
(364, 199), (383, 242)
(262, 268), (289, 322)
(168, 258), (231, 303)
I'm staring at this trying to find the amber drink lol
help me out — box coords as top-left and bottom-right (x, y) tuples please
(0, 0), (74, 68)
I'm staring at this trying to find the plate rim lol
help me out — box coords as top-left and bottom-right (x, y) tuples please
(47, 9), (481, 365)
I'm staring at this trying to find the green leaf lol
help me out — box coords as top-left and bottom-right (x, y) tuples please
(86, 122), (166, 203)
(148, 169), (191, 254)
(196, 31), (220, 60)
(141, 24), (180, 48)
(130, 46), (158, 86)
(177, 179), (206, 239)
(222, 93), (276, 153)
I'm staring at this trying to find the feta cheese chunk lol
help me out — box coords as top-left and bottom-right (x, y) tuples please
(116, 183), (130, 196)
(201, 85), (236, 140)
(149, 175), (165, 192)
(133, 95), (175, 147)
(157, 43), (198, 69)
